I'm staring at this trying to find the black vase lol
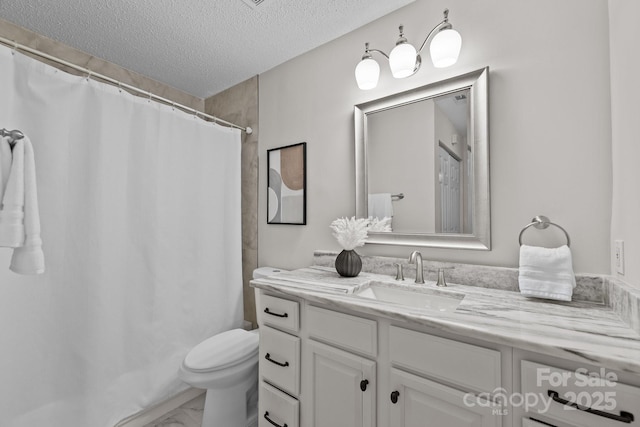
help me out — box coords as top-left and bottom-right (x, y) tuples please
(335, 249), (362, 277)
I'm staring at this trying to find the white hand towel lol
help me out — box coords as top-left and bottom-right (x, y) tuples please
(0, 139), (25, 247)
(10, 136), (45, 274)
(0, 137), (12, 200)
(518, 244), (576, 302)
(368, 193), (393, 219)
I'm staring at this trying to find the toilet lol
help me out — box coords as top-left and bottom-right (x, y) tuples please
(178, 267), (285, 427)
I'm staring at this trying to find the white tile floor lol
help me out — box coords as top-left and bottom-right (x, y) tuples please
(143, 394), (205, 427)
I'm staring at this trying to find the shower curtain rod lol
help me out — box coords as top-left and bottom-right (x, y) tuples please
(0, 35), (253, 135)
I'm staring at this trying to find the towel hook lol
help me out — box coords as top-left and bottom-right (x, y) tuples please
(0, 128), (25, 147)
(518, 215), (571, 247)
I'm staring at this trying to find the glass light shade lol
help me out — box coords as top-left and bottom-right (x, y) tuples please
(430, 28), (462, 68)
(355, 57), (380, 90)
(389, 42), (417, 78)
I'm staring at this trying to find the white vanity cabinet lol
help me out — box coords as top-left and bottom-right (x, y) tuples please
(256, 290), (510, 427)
(254, 272), (640, 427)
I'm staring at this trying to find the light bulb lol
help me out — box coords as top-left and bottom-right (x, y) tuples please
(389, 42), (417, 78)
(430, 28), (462, 68)
(355, 57), (380, 90)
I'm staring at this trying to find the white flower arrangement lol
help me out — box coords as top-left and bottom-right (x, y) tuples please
(330, 216), (393, 250)
(330, 217), (369, 250)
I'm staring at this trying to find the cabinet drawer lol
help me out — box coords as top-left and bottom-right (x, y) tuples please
(307, 305), (377, 357)
(521, 361), (639, 427)
(260, 294), (300, 333)
(260, 326), (300, 396)
(259, 381), (299, 427)
(389, 326), (501, 393)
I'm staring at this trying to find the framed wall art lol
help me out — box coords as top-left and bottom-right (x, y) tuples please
(267, 142), (307, 225)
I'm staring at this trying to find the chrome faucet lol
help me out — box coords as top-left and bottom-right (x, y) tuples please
(408, 251), (425, 284)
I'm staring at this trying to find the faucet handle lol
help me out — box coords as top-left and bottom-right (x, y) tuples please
(394, 263), (404, 281)
(436, 268), (448, 287)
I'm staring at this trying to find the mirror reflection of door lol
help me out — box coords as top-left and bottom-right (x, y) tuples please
(433, 90), (471, 234)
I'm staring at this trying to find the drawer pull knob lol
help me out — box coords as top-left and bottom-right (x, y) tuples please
(548, 390), (634, 423)
(264, 308), (288, 318)
(265, 353), (289, 367)
(264, 411), (288, 427)
(360, 379), (369, 391)
(390, 390), (400, 404)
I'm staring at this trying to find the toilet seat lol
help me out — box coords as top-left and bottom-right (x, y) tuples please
(183, 328), (259, 373)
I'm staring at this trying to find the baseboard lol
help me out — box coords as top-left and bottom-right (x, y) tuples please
(114, 387), (205, 427)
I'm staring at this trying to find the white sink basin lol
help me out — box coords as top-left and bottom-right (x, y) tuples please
(353, 282), (464, 312)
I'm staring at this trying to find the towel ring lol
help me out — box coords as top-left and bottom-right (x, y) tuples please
(518, 215), (571, 247)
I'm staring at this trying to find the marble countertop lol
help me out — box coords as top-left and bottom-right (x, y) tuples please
(251, 266), (640, 375)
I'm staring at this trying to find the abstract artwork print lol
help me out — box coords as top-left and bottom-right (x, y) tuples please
(267, 142), (307, 224)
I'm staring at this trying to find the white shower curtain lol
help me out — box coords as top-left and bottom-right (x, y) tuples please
(0, 45), (243, 426)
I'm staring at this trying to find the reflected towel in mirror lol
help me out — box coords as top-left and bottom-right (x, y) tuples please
(368, 193), (393, 220)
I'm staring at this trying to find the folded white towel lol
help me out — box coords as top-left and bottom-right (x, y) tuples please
(518, 244), (575, 302)
(0, 139), (25, 247)
(368, 193), (393, 220)
(10, 136), (45, 274)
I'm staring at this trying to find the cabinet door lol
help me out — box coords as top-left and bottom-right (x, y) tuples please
(389, 368), (502, 427)
(308, 340), (376, 427)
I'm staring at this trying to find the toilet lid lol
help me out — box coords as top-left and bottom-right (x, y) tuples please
(184, 328), (259, 372)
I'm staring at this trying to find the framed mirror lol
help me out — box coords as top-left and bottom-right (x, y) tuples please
(355, 67), (490, 250)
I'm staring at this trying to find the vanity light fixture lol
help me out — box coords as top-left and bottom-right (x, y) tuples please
(355, 9), (462, 90)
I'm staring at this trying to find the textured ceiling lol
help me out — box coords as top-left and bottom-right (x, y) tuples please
(0, 0), (414, 98)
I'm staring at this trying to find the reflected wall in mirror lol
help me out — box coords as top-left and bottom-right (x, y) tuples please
(367, 88), (471, 234)
(355, 67), (490, 250)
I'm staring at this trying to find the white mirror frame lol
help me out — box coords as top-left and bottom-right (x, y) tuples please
(355, 67), (490, 250)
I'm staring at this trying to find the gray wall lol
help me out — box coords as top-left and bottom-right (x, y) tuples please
(609, 0), (640, 287)
(258, 0), (612, 274)
(367, 100), (435, 233)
